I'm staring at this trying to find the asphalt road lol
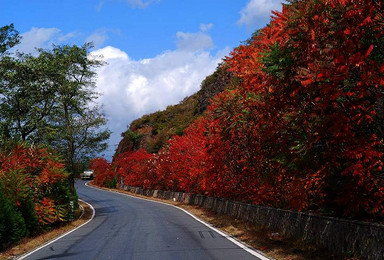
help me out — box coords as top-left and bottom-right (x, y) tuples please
(22, 180), (265, 260)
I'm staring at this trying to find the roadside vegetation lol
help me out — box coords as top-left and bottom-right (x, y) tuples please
(2, 0), (384, 257)
(0, 24), (109, 250)
(0, 200), (93, 259)
(93, 0), (384, 222)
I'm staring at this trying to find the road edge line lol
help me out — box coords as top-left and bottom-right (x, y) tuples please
(17, 199), (96, 260)
(86, 183), (270, 260)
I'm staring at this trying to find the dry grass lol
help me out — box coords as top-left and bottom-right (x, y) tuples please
(0, 201), (93, 260)
(90, 183), (346, 260)
(179, 205), (342, 260)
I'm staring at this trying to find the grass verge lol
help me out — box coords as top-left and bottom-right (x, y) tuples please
(89, 183), (349, 260)
(0, 201), (93, 260)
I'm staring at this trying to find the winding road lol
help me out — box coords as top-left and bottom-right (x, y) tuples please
(21, 180), (267, 260)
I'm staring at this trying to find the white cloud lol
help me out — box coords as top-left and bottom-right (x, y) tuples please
(176, 32), (213, 52)
(86, 31), (108, 49)
(91, 39), (229, 158)
(96, 0), (159, 10)
(126, 0), (159, 8)
(14, 27), (227, 159)
(200, 23), (213, 32)
(91, 46), (129, 60)
(58, 32), (77, 42)
(238, 0), (284, 30)
(86, 28), (121, 49)
(16, 27), (61, 54)
(15, 27), (114, 55)
(14, 27), (79, 55)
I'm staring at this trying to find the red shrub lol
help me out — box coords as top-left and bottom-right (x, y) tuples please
(0, 144), (71, 227)
(89, 157), (114, 187)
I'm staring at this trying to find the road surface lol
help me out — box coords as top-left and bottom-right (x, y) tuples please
(22, 180), (265, 260)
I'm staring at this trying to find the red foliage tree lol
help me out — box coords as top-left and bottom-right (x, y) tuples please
(92, 0), (384, 219)
(0, 144), (72, 226)
(223, 0), (384, 217)
(155, 119), (209, 193)
(89, 157), (115, 187)
(113, 149), (153, 189)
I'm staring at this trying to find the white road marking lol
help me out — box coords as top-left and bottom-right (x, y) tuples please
(86, 182), (270, 260)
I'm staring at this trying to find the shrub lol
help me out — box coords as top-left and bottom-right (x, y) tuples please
(0, 143), (75, 248)
(0, 182), (26, 249)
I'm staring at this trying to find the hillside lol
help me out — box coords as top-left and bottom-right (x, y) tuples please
(114, 64), (236, 156)
(97, 0), (384, 220)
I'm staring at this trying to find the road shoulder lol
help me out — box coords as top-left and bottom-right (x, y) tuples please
(0, 200), (94, 260)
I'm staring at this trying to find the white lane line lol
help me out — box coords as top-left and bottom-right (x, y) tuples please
(86, 182), (270, 260)
(18, 199), (95, 260)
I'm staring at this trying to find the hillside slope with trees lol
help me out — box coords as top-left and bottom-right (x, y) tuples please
(94, 0), (384, 221)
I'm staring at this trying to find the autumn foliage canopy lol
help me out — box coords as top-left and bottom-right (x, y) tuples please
(92, 0), (384, 219)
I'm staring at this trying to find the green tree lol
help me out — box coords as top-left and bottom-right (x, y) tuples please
(0, 24), (110, 182)
(0, 53), (57, 141)
(0, 23), (20, 56)
(0, 24), (21, 143)
(36, 44), (110, 179)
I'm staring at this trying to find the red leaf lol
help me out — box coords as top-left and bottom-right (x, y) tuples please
(365, 44), (374, 58)
(301, 78), (313, 86)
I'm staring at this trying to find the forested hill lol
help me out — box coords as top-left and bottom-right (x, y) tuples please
(98, 0), (384, 221)
(114, 64), (236, 156)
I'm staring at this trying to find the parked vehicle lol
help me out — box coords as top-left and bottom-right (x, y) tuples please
(81, 170), (94, 180)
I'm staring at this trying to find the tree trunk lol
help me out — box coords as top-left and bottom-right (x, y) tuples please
(64, 103), (76, 194)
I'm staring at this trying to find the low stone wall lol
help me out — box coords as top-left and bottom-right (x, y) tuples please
(120, 184), (384, 259)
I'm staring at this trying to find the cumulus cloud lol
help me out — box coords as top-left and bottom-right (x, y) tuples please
(15, 26), (227, 159)
(91, 40), (229, 157)
(238, 0), (285, 30)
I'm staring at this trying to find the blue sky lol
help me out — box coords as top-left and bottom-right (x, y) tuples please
(0, 0), (285, 158)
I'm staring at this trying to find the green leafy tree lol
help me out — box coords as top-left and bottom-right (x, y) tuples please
(0, 24), (21, 143)
(0, 24), (110, 182)
(0, 53), (57, 141)
(35, 44), (110, 179)
(0, 23), (20, 56)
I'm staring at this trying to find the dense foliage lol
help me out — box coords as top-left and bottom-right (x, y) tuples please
(90, 157), (116, 188)
(0, 24), (110, 249)
(219, 0), (384, 217)
(0, 144), (76, 249)
(0, 25), (110, 175)
(94, 0), (384, 220)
